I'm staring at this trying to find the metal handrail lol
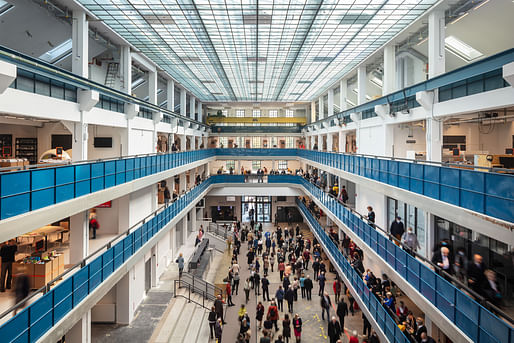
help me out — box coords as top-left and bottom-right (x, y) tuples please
(173, 280), (211, 310)
(300, 177), (514, 326)
(180, 271), (223, 298)
(0, 45), (208, 129)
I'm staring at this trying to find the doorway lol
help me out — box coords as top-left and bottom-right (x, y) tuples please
(241, 196), (271, 222)
(145, 259), (151, 293)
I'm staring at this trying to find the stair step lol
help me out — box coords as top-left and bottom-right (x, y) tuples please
(183, 306), (208, 343)
(169, 301), (196, 342)
(152, 297), (187, 343)
(196, 310), (212, 342)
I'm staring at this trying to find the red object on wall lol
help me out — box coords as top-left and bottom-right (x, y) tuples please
(96, 201), (112, 208)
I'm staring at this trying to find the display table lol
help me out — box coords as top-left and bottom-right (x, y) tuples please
(13, 253), (64, 289)
(18, 225), (67, 251)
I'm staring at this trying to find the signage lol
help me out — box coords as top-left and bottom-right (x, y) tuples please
(96, 201), (112, 208)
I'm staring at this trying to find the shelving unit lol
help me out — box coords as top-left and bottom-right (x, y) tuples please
(15, 138), (38, 164)
(0, 134), (12, 157)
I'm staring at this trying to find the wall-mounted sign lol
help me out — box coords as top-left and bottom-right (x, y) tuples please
(96, 201), (112, 208)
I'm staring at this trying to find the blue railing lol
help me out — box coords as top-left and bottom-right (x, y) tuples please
(0, 149), (214, 220)
(209, 174), (246, 183)
(215, 148), (298, 157)
(296, 149), (514, 223)
(299, 177), (513, 343)
(296, 198), (410, 343)
(0, 179), (212, 343)
(307, 48), (514, 127)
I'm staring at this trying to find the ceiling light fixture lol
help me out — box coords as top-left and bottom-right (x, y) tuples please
(450, 12), (468, 25)
(474, 0), (490, 10)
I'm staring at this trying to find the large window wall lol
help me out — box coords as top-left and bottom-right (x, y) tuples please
(387, 197), (426, 257)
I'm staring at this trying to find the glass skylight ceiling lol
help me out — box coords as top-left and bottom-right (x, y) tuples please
(77, 0), (437, 102)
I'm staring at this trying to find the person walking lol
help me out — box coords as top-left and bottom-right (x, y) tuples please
(299, 274), (306, 299)
(254, 272), (261, 295)
(402, 227), (420, 256)
(226, 282), (235, 306)
(285, 285), (295, 313)
(267, 301), (280, 331)
(293, 314), (302, 343)
(363, 313), (372, 337)
(304, 275), (313, 300)
(275, 285), (285, 312)
(318, 271), (326, 296)
(175, 253), (185, 278)
(89, 211), (100, 239)
(321, 292), (332, 321)
(328, 316), (342, 343)
(282, 314), (291, 343)
(257, 301), (265, 329)
(390, 216), (405, 246)
(333, 279), (342, 303)
(0, 240), (17, 292)
(262, 276), (270, 301)
(214, 294), (225, 324)
(233, 272), (240, 295)
(214, 318), (223, 342)
(244, 277), (251, 303)
(336, 299), (348, 332)
(278, 261), (285, 281)
(208, 306), (217, 340)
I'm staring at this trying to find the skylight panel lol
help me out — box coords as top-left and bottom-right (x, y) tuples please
(445, 36), (483, 62)
(0, 0), (13, 16)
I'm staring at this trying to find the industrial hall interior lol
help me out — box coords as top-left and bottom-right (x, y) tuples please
(0, 0), (513, 343)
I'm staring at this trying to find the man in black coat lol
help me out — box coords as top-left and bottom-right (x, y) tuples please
(390, 216), (405, 243)
(328, 316), (342, 343)
(285, 285), (295, 313)
(304, 275), (313, 300)
(467, 254), (486, 295)
(214, 295), (226, 324)
(431, 247), (454, 276)
(336, 299), (348, 331)
(261, 276), (270, 301)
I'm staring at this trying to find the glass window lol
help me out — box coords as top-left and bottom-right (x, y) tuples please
(286, 109), (294, 117)
(252, 137), (261, 148)
(278, 160), (288, 169)
(236, 110), (245, 117)
(222, 110), (229, 117)
(271, 137), (278, 147)
(269, 110), (278, 118)
(219, 137), (228, 147)
(285, 137), (294, 148)
(416, 208), (426, 256)
(253, 110), (261, 118)
(252, 160), (261, 170)
(226, 160), (235, 170)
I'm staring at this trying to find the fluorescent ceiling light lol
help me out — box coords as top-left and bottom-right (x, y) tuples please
(365, 95), (371, 101)
(445, 36), (483, 62)
(352, 88), (358, 94)
(449, 12), (468, 25)
(370, 77), (382, 88)
(132, 77), (145, 89)
(0, 0), (13, 16)
(347, 99), (356, 107)
(474, 0), (490, 10)
(39, 39), (72, 64)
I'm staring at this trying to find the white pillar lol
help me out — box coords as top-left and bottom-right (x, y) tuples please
(310, 135), (315, 150)
(167, 80), (175, 111)
(426, 118), (442, 162)
(317, 134), (323, 151)
(70, 210), (89, 265)
(338, 131), (346, 153)
(327, 89), (334, 117)
(326, 133), (333, 152)
(121, 46), (132, 95)
(191, 135), (196, 150)
(383, 124), (394, 157)
(357, 66), (367, 105)
(180, 134), (187, 151)
(72, 11), (88, 78)
(67, 312), (91, 343)
(339, 80), (347, 111)
(383, 45), (396, 95)
(428, 10), (446, 78)
(190, 96), (196, 120)
(148, 70), (157, 105)
(72, 113), (88, 162)
(179, 173), (187, 194)
(318, 96), (324, 120)
(198, 102), (203, 122)
(311, 101), (316, 123)
(180, 88), (187, 117)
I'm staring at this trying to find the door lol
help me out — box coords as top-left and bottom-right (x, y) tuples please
(145, 259), (151, 293)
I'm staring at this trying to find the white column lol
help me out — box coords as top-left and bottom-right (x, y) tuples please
(310, 135), (315, 150)
(191, 135), (196, 150)
(70, 211), (89, 265)
(357, 66), (367, 105)
(338, 131), (346, 153)
(121, 46), (132, 95)
(180, 134), (187, 151)
(179, 173), (187, 194)
(67, 312), (91, 343)
(383, 124), (394, 157)
(72, 11), (88, 78)
(180, 88), (187, 117)
(426, 117), (442, 162)
(72, 112), (88, 162)
(167, 80), (175, 111)
(318, 96), (324, 120)
(148, 70), (157, 105)
(327, 89), (334, 117)
(317, 134), (323, 151)
(339, 79), (347, 111)
(326, 133), (333, 152)
(198, 102), (203, 122)
(310, 101), (316, 123)
(190, 208), (197, 234)
(190, 96), (196, 120)
(383, 45), (396, 95)
(428, 9), (446, 78)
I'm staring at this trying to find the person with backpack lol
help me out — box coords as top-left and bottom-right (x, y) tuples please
(267, 301), (280, 331)
(89, 211), (99, 239)
(208, 306), (217, 339)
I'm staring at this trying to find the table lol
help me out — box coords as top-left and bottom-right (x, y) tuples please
(18, 225), (67, 251)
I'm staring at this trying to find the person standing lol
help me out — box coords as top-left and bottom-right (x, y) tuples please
(214, 318), (223, 342)
(285, 285), (295, 313)
(214, 294), (225, 324)
(293, 314), (302, 343)
(304, 275), (313, 300)
(390, 216), (405, 246)
(321, 292), (332, 321)
(208, 306), (217, 340)
(256, 301), (265, 329)
(282, 313), (291, 343)
(333, 279), (342, 303)
(254, 272), (261, 295)
(262, 276), (270, 301)
(226, 282), (235, 306)
(363, 313), (372, 337)
(175, 253), (185, 278)
(163, 186), (171, 205)
(0, 240), (17, 292)
(349, 330), (359, 343)
(402, 227), (420, 256)
(312, 259), (320, 281)
(233, 272), (240, 295)
(366, 206), (375, 225)
(299, 274), (306, 299)
(267, 301), (279, 331)
(244, 277), (251, 303)
(278, 261), (285, 281)
(336, 299), (348, 331)
(276, 285), (285, 312)
(89, 211), (100, 239)
(318, 271), (326, 296)
(328, 316), (342, 343)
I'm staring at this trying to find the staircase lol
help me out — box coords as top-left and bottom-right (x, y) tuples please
(149, 288), (212, 343)
(105, 62), (119, 88)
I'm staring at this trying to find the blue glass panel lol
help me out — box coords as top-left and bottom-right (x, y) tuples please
(409, 164), (423, 194)
(1, 171), (30, 197)
(0, 308), (29, 342)
(460, 170), (485, 213)
(29, 291), (53, 341)
(75, 165), (91, 197)
(116, 160), (126, 185)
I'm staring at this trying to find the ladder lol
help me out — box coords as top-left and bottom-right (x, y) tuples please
(105, 62), (119, 88)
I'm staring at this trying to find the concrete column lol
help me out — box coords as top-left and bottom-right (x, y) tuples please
(179, 173), (187, 194)
(72, 113), (88, 162)
(148, 70), (157, 105)
(167, 80), (175, 111)
(317, 134), (323, 151)
(67, 312), (91, 343)
(72, 11), (88, 78)
(180, 134), (187, 151)
(327, 89), (334, 117)
(357, 66), (367, 105)
(318, 96), (324, 120)
(310, 135), (315, 150)
(310, 101), (316, 123)
(190, 208), (197, 234)
(116, 271), (134, 324)
(191, 135), (196, 150)
(198, 102), (203, 122)
(121, 46), (132, 95)
(190, 96), (196, 120)
(428, 9), (446, 78)
(426, 118), (443, 162)
(326, 133), (333, 152)
(383, 124), (394, 157)
(69, 210), (89, 265)
(339, 79), (347, 111)
(180, 88), (187, 117)
(338, 131), (346, 153)
(383, 45), (396, 95)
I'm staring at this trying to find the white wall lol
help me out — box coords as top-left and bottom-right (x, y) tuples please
(156, 231), (172, 279)
(355, 184), (387, 229)
(0, 123), (37, 157)
(358, 125), (386, 155)
(95, 197), (120, 235)
(393, 123), (426, 158)
(36, 122), (71, 158)
(128, 128), (154, 156)
(87, 125), (123, 160)
(129, 185), (155, 226)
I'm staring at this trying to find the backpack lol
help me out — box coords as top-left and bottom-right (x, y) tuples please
(269, 308), (276, 318)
